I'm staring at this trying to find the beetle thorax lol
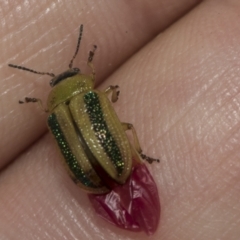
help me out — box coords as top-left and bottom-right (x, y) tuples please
(47, 74), (94, 112)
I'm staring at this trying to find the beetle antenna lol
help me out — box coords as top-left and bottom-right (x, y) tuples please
(8, 64), (55, 77)
(69, 24), (83, 69)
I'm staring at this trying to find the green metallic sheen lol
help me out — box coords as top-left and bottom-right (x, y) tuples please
(48, 113), (98, 188)
(84, 91), (124, 175)
(9, 26), (138, 194)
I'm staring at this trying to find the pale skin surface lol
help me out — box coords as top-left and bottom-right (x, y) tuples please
(0, 0), (240, 239)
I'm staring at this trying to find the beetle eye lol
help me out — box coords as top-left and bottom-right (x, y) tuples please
(72, 67), (80, 73)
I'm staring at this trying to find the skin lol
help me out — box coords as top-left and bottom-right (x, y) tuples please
(0, 0), (240, 239)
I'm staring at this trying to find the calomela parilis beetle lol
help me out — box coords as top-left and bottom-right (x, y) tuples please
(9, 25), (160, 235)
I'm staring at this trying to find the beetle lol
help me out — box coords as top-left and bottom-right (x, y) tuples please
(9, 25), (159, 194)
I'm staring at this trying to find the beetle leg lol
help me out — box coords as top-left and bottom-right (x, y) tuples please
(122, 122), (159, 164)
(104, 85), (120, 103)
(19, 97), (48, 112)
(87, 45), (97, 82)
(122, 122), (142, 152)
